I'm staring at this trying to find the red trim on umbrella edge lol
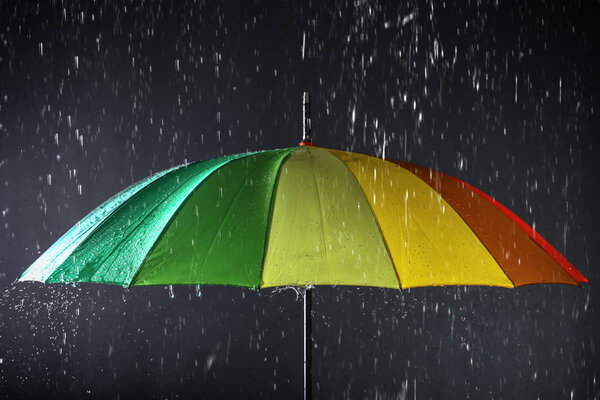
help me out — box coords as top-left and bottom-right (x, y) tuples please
(446, 174), (589, 284)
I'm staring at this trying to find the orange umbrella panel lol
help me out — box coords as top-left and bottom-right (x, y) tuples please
(390, 159), (582, 287)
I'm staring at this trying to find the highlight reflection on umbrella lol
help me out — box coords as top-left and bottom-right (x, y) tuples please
(18, 93), (588, 399)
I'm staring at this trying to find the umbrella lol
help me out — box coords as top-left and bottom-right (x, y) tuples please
(18, 93), (588, 399)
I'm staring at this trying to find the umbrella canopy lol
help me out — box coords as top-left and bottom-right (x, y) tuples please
(18, 145), (588, 289)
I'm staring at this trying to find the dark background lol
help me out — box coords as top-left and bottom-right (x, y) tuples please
(1, 0), (599, 399)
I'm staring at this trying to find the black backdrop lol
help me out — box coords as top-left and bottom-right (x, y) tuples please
(0, 1), (599, 399)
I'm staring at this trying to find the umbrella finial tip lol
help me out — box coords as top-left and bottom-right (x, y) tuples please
(301, 91), (314, 146)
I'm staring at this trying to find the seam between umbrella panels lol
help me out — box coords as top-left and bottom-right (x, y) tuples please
(445, 172), (585, 284)
(404, 170), (515, 288)
(257, 148), (296, 289)
(126, 152), (257, 287)
(86, 159), (236, 285)
(443, 169), (580, 286)
(186, 152), (286, 288)
(328, 150), (402, 290)
(387, 159), (517, 289)
(45, 163), (190, 283)
(32, 165), (182, 282)
(142, 152), (292, 288)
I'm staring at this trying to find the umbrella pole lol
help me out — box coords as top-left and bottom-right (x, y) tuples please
(301, 91), (313, 400)
(303, 287), (312, 400)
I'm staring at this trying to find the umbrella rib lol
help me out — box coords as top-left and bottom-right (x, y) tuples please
(24, 164), (184, 283)
(445, 173), (587, 284)
(258, 149), (295, 289)
(398, 163), (517, 288)
(333, 156), (402, 289)
(378, 158), (515, 288)
(127, 153), (254, 286)
(88, 167), (214, 284)
(409, 187), (515, 287)
(89, 156), (250, 285)
(387, 158), (586, 286)
(47, 163), (204, 284)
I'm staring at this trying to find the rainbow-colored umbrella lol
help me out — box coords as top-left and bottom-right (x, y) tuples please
(16, 93), (588, 400)
(18, 128), (588, 400)
(19, 144), (587, 288)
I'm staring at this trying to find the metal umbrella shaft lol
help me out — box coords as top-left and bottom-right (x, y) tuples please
(302, 92), (312, 144)
(304, 287), (312, 400)
(302, 92), (313, 400)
